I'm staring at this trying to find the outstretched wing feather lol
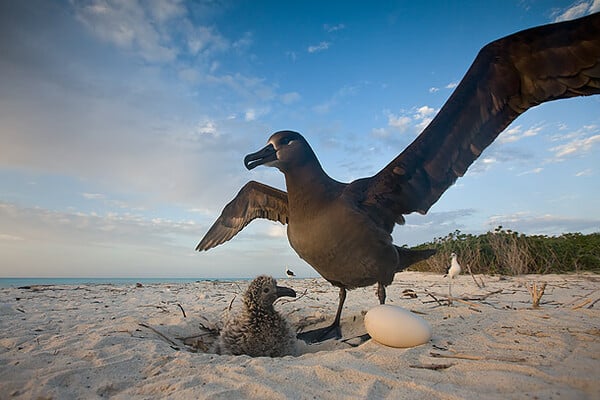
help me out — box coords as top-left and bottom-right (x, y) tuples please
(350, 13), (600, 225)
(196, 181), (288, 251)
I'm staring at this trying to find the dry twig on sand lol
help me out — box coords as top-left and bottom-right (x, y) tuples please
(176, 303), (187, 318)
(430, 351), (526, 363)
(465, 264), (485, 288)
(526, 281), (547, 308)
(409, 363), (455, 370)
(138, 323), (180, 350)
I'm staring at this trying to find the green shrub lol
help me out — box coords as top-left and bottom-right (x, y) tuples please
(409, 227), (600, 275)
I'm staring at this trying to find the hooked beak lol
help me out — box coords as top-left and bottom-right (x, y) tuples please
(244, 143), (277, 170)
(276, 285), (296, 298)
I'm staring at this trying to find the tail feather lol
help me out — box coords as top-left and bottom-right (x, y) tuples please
(395, 246), (436, 272)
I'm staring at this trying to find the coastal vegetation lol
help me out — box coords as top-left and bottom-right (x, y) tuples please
(410, 227), (600, 275)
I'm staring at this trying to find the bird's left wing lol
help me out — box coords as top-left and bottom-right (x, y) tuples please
(348, 12), (600, 227)
(196, 181), (289, 251)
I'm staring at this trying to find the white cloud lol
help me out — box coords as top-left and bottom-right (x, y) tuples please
(82, 193), (106, 200)
(0, 201), (198, 247)
(245, 109), (256, 121)
(73, 0), (181, 62)
(429, 87), (439, 93)
(550, 134), (600, 158)
(575, 169), (593, 177)
(280, 92), (301, 105)
(498, 125), (542, 144)
(388, 114), (412, 132)
(415, 105), (435, 119)
(266, 224), (287, 238)
(385, 105), (437, 134)
(187, 25), (230, 55)
(517, 167), (543, 176)
(314, 84), (360, 113)
(371, 127), (390, 138)
(195, 119), (219, 136)
(308, 41), (330, 53)
(324, 23), (345, 32)
(0, 233), (24, 241)
(445, 82), (458, 89)
(486, 212), (600, 235)
(553, 0), (599, 22)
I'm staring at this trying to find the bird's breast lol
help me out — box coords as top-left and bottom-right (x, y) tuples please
(286, 200), (397, 287)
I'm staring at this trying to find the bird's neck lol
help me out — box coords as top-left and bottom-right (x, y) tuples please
(284, 163), (343, 215)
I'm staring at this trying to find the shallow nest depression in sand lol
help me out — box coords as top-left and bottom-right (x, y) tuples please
(1, 272), (599, 399)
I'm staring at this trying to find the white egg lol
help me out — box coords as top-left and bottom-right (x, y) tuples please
(364, 304), (432, 348)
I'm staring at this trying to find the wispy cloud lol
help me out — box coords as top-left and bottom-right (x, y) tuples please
(498, 125), (542, 144)
(384, 105), (437, 134)
(575, 168), (593, 177)
(324, 23), (345, 33)
(73, 0), (184, 62)
(313, 83), (361, 113)
(397, 209), (477, 245)
(280, 92), (301, 105)
(517, 167), (543, 176)
(0, 201), (198, 247)
(549, 124), (600, 159)
(486, 212), (600, 235)
(552, 0), (600, 22)
(307, 41), (331, 53)
(0, 233), (24, 241)
(429, 81), (458, 93)
(82, 193), (106, 200)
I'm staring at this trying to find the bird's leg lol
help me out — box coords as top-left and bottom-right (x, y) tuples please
(377, 283), (386, 304)
(297, 287), (346, 344)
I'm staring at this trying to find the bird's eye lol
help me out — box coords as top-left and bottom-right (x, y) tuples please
(263, 287), (270, 293)
(280, 136), (295, 146)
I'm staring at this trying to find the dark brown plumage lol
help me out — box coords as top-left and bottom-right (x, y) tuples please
(197, 14), (600, 342)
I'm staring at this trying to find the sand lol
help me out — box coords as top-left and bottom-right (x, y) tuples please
(0, 272), (598, 399)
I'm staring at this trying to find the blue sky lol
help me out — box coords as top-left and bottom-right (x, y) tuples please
(1, 0), (599, 278)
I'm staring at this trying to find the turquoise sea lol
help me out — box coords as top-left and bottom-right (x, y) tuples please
(0, 277), (251, 288)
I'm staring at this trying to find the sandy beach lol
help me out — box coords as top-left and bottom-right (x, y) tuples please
(1, 272), (598, 399)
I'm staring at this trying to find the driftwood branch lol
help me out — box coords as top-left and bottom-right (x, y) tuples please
(423, 289), (503, 308)
(409, 363), (455, 370)
(138, 323), (180, 350)
(465, 264), (485, 288)
(430, 351), (526, 363)
(176, 303), (187, 318)
(526, 281), (547, 308)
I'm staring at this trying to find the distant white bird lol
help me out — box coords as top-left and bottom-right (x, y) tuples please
(444, 252), (461, 299)
(285, 267), (296, 277)
(444, 253), (462, 279)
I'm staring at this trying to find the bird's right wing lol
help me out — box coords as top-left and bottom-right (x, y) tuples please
(196, 181), (289, 251)
(348, 12), (600, 225)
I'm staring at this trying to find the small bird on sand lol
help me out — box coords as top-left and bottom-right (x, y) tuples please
(215, 275), (297, 357)
(444, 253), (461, 298)
(444, 253), (462, 280)
(196, 14), (600, 343)
(285, 267), (296, 277)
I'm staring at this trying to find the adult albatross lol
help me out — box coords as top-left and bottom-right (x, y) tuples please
(196, 13), (600, 343)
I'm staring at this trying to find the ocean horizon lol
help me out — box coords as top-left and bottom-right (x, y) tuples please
(0, 277), (255, 288)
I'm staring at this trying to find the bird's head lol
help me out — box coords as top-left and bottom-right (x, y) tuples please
(450, 252), (457, 259)
(244, 131), (317, 173)
(244, 275), (296, 310)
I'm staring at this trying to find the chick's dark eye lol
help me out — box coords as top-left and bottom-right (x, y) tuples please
(263, 287), (270, 293)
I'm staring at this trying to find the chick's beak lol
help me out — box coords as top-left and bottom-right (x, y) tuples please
(276, 285), (296, 298)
